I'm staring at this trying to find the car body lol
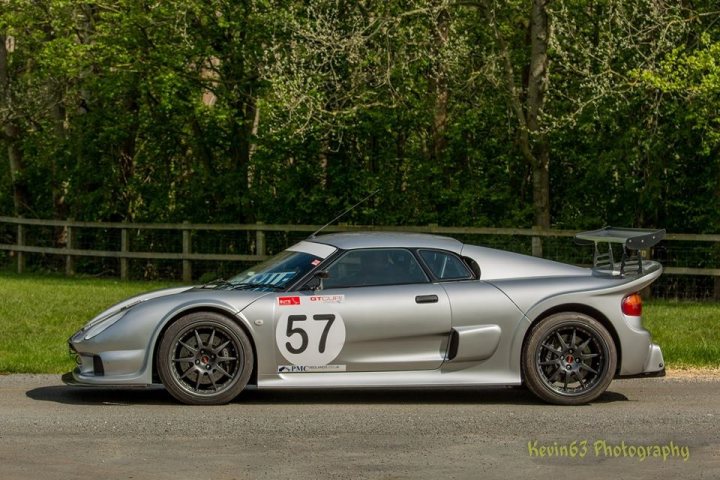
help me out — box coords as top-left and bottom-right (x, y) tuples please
(64, 229), (666, 405)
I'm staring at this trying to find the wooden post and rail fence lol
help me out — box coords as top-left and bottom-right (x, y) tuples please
(2, 216), (720, 283)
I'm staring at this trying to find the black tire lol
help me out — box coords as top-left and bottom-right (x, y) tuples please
(522, 312), (617, 405)
(157, 312), (253, 405)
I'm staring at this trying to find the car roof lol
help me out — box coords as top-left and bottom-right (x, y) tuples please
(308, 232), (464, 253)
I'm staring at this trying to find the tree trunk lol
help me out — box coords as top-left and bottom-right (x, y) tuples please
(51, 99), (69, 215)
(0, 35), (30, 216)
(230, 97), (251, 182)
(532, 142), (551, 228)
(246, 97), (261, 189)
(5, 124), (30, 215)
(486, 1), (551, 232)
(430, 7), (450, 165)
(526, 0), (551, 230)
(118, 90), (140, 221)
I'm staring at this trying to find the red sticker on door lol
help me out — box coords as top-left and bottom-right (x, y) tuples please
(278, 296), (301, 306)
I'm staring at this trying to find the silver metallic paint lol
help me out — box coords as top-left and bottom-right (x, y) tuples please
(299, 284), (451, 371)
(66, 232), (665, 391)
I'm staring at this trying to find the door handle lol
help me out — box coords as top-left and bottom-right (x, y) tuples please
(415, 295), (438, 304)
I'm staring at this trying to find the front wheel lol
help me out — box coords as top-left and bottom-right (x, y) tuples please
(157, 312), (253, 405)
(522, 312), (617, 405)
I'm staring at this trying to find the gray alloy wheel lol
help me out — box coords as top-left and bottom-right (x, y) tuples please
(522, 312), (617, 405)
(157, 312), (253, 405)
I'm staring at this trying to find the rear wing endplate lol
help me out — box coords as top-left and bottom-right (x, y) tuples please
(574, 227), (665, 276)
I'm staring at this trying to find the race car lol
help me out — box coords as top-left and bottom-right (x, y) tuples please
(64, 228), (666, 405)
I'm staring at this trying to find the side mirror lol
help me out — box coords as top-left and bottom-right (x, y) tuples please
(314, 270), (329, 291)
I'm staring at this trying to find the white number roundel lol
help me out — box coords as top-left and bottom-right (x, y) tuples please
(275, 312), (346, 365)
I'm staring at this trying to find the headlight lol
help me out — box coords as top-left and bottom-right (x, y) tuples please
(84, 310), (126, 340)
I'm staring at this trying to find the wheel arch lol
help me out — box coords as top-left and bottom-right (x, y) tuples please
(521, 304), (622, 377)
(151, 306), (259, 386)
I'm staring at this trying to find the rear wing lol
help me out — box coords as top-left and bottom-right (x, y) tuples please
(574, 227), (665, 277)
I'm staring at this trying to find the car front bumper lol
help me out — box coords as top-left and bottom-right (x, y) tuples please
(65, 339), (156, 386)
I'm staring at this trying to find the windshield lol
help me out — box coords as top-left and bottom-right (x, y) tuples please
(211, 250), (323, 290)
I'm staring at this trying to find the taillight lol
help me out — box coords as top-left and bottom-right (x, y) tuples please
(622, 293), (642, 316)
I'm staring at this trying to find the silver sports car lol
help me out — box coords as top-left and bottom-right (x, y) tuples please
(64, 228), (666, 405)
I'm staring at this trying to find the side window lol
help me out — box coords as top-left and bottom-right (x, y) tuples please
(323, 249), (429, 288)
(418, 250), (474, 280)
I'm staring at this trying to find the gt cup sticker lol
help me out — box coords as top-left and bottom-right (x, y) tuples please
(276, 312), (346, 366)
(277, 295), (344, 306)
(309, 295), (344, 304)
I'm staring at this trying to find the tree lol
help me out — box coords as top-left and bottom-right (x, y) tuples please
(0, 33), (30, 216)
(485, 0), (551, 252)
(1, 0), (719, 244)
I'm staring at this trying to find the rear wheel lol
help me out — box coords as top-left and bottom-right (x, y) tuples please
(523, 312), (617, 405)
(157, 312), (253, 405)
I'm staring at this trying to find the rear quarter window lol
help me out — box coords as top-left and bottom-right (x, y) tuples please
(418, 249), (474, 280)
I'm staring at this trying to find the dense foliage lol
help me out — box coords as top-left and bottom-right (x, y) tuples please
(1, 1), (718, 233)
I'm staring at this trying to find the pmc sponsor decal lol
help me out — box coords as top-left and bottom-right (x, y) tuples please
(278, 365), (347, 373)
(277, 295), (344, 306)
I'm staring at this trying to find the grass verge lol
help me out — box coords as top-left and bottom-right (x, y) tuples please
(0, 274), (718, 373)
(643, 301), (720, 368)
(0, 273), (178, 374)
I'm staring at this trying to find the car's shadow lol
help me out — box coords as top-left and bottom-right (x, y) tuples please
(26, 385), (628, 406)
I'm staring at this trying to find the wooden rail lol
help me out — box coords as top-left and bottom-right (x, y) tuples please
(1, 216), (719, 282)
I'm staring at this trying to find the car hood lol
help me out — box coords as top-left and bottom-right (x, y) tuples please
(84, 286), (194, 324)
(87, 285), (274, 326)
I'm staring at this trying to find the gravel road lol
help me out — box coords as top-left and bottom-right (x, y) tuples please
(0, 374), (717, 479)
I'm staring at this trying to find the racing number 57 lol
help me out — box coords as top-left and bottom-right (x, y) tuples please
(286, 314), (336, 354)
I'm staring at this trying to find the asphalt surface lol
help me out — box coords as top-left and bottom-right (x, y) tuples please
(0, 374), (718, 480)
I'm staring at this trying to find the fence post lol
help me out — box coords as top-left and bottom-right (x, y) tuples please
(256, 221), (266, 257)
(120, 228), (129, 280)
(65, 219), (75, 276)
(531, 226), (543, 257)
(640, 249), (653, 300)
(16, 219), (25, 274)
(182, 221), (192, 282)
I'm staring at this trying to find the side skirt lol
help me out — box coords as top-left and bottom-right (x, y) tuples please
(257, 369), (520, 389)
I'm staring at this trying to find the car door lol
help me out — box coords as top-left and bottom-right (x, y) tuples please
(273, 248), (452, 372)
